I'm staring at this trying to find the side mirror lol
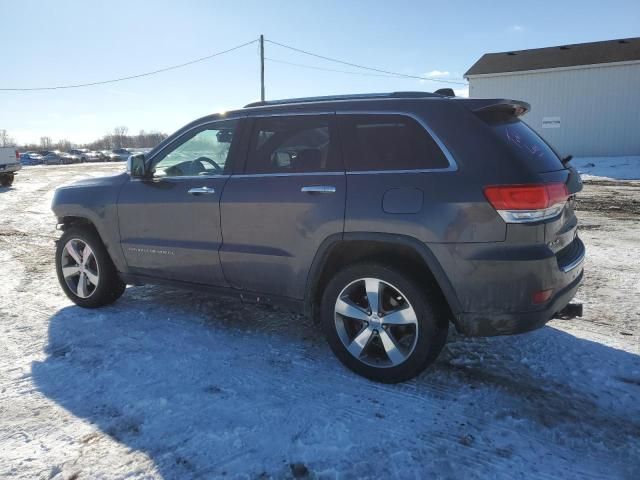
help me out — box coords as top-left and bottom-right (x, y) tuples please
(127, 154), (147, 178)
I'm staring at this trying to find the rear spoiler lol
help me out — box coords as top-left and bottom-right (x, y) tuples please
(460, 99), (531, 117)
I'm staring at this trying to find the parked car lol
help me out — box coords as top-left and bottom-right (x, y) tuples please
(20, 151), (41, 165)
(99, 150), (119, 161)
(60, 151), (82, 164)
(35, 151), (63, 165)
(51, 91), (585, 383)
(68, 149), (88, 162)
(85, 150), (106, 162)
(0, 147), (21, 186)
(111, 148), (132, 161)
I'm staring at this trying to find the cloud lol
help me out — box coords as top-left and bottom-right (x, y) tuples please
(425, 70), (450, 78)
(508, 24), (525, 33)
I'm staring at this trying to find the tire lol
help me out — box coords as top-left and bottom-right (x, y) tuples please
(320, 262), (449, 383)
(0, 173), (14, 187)
(55, 225), (126, 308)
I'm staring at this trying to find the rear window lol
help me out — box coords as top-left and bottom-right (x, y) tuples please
(340, 114), (449, 172)
(491, 120), (564, 173)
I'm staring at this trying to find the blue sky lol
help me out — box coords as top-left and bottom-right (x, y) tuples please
(1, 0), (638, 145)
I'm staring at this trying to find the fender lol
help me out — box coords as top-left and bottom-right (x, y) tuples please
(51, 174), (129, 273)
(304, 231), (462, 316)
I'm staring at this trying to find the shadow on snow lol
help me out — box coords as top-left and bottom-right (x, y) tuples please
(32, 286), (640, 479)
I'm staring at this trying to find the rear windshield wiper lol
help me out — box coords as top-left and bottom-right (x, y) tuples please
(561, 154), (573, 167)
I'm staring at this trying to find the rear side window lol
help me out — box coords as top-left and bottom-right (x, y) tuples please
(340, 114), (449, 171)
(490, 120), (564, 173)
(245, 115), (340, 174)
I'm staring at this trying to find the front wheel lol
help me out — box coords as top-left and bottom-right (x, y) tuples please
(320, 263), (448, 383)
(55, 226), (126, 308)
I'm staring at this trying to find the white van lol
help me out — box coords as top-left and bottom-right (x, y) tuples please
(0, 147), (21, 186)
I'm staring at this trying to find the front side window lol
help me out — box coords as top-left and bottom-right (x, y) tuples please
(340, 114), (449, 171)
(246, 116), (340, 174)
(152, 119), (238, 177)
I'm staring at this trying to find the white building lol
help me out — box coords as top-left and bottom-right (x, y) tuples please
(465, 38), (640, 157)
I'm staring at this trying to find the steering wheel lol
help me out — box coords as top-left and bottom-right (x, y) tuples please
(192, 156), (223, 174)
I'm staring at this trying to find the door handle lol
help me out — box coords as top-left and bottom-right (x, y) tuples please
(188, 186), (216, 195)
(301, 185), (336, 194)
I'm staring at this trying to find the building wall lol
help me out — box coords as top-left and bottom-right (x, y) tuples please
(468, 61), (640, 157)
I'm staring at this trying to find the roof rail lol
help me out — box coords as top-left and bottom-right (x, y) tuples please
(243, 91), (444, 108)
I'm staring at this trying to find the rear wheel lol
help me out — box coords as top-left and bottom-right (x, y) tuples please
(0, 173), (14, 186)
(55, 226), (126, 308)
(320, 263), (448, 383)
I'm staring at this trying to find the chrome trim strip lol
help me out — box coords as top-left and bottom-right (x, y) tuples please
(232, 171), (344, 178)
(335, 110), (457, 172)
(130, 174), (230, 182)
(144, 109), (457, 178)
(346, 168), (454, 175)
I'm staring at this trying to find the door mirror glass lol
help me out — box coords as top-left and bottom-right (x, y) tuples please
(127, 154), (147, 177)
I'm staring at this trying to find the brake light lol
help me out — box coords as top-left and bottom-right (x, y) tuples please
(483, 183), (569, 223)
(15, 150), (19, 160)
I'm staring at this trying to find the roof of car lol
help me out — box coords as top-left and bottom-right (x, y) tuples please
(465, 37), (640, 76)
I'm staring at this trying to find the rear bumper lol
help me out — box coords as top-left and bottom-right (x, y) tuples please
(0, 163), (21, 173)
(429, 235), (585, 337)
(454, 268), (583, 336)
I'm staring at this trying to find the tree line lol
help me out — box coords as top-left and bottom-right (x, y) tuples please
(1, 127), (168, 151)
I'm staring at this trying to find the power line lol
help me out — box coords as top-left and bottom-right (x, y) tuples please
(0, 39), (258, 91)
(0, 36), (466, 93)
(265, 57), (410, 78)
(265, 39), (467, 85)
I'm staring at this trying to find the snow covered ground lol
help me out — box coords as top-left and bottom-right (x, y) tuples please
(0, 163), (639, 479)
(571, 156), (640, 181)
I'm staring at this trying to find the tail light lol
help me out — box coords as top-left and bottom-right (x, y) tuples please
(483, 183), (569, 223)
(15, 150), (19, 160)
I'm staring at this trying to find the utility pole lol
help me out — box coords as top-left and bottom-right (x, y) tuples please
(259, 34), (265, 102)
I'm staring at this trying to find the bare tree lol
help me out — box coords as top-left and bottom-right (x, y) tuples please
(83, 128), (167, 151)
(40, 136), (52, 149)
(0, 129), (15, 147)
(57, 138), (72, 151)
(112, 126), (129, 149)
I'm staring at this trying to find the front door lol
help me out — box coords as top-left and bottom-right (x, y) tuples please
(220, 114), (346, 299)
(117, 119), (240, 285)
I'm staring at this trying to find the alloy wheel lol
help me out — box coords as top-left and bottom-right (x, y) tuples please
(60, 238), (100, 298)
(334, 277), (419, 368)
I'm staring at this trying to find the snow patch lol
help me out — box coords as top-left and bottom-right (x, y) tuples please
(571, 156), (640, 181)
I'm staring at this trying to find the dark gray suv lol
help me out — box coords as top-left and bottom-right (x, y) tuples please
(52, 92), (585, 382)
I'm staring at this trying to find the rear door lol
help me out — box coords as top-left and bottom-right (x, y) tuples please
(219, 114), (346, 299)
(117, 119), (241, 285)
(0, 147), (17, 170)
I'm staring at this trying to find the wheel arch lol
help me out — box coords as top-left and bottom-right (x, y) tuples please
(55, 211), (127, 273)
(305, 232), (462, 322)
